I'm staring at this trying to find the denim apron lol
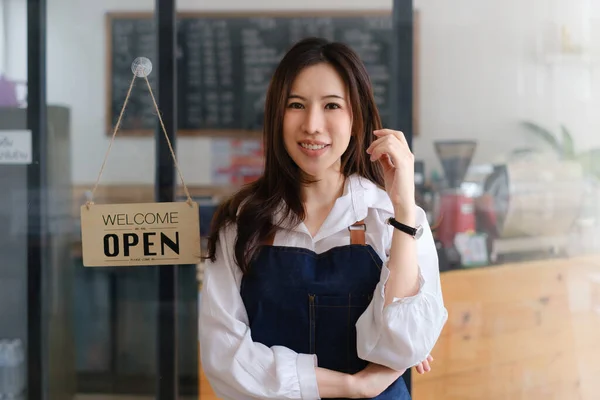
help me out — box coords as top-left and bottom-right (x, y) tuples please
(240, 220), (411, 399)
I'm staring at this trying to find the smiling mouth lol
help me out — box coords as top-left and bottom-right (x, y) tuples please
(299, 143), (330, 150)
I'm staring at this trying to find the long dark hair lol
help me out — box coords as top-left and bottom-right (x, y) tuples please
(204, 37), (385, 274)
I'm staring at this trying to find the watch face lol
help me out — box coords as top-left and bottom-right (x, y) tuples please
(414, 225), (424, 239)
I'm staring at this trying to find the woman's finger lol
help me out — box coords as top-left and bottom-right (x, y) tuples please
(366, 135), (388, 154)
(367, 132), (399, 153)
(374, 129), (408, 145)
(415, 363), (425, 374)
(369, 144), (394, 163)
(422, 360), (431, 372)
(369, 139), (402, 164)
(379, 153), (394, 169)
(369, 131), (407, 157)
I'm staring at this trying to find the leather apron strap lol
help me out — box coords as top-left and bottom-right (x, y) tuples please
(262, 220), (367, 246)
(263, 230), (276, 246)
(349, 219), (366, 245)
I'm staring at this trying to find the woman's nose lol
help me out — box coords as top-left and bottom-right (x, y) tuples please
(302, 107), (325, 134)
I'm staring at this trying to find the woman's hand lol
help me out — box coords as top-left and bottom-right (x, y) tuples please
(365, 129), (415, 218)
(415, 354), (434, 374)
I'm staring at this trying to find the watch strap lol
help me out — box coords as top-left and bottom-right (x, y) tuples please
(387, 217), (418, 237)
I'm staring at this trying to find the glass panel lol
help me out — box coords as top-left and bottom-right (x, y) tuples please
(411, 1), (600, 399)
(0, 1), (30, 400)
(45, 0), (178, 399)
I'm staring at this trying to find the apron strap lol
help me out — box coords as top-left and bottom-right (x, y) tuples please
(349, 220), (366, 245)
(262, 220), (367, 246)
(263, 230), (276, 246)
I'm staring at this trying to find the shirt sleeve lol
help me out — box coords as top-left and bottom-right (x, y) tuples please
(199, 225), (320, 400)
(355, 206), (448, 370)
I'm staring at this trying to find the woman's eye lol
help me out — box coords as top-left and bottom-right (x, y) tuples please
(325, 103), (341, 110)
(288, 102), (304, 109)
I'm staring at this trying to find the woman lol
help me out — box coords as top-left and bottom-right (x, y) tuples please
(199, 37), (448, 399)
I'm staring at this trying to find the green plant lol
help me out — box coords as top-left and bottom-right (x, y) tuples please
(521, 120), (600, 180)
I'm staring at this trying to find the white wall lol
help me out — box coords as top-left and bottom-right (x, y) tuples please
(5, 0), (600, 184)
(0, 0), (5, 74)
(2, 0), (26, 81)
(413, 0), (600, 175)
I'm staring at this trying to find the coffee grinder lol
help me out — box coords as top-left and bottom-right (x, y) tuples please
(433, 140), (478, 266)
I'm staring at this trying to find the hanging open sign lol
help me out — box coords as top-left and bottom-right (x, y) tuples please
(81, 202), (200, 267)
(79, 58), (202, 267)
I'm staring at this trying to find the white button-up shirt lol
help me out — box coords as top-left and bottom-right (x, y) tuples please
(199, 174), (448, 400)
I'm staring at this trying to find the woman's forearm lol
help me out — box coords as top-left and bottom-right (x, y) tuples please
(315, 367), (356, 398)
(384, 206), (421, 306)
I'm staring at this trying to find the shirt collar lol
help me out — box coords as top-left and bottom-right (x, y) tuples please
(272, 174), (395, 240)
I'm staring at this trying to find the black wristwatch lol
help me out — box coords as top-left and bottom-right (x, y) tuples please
(387, 217), (424, 239)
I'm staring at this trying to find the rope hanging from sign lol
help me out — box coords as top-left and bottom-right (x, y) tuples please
(86, 57), (193, 209)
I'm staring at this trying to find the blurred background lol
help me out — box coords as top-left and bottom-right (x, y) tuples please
(1, 0), (599, 399)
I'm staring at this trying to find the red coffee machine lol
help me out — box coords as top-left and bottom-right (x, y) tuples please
(434, 140), (477, 265)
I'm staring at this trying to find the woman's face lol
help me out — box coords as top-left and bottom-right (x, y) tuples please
(282, 63), (353, 180)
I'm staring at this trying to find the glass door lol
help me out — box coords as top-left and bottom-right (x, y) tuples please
(0, 0), (197, 399)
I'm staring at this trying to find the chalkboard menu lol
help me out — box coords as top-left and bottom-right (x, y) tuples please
(107, 12), (397, 136)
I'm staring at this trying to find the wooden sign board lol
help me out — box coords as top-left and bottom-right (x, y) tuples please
(80, 202), (201, 267)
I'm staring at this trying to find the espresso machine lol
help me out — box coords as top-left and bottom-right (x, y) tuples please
(433, 140), (478, 267)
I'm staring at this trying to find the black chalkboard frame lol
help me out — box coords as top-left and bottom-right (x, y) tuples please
(105, 9), (418, 139)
